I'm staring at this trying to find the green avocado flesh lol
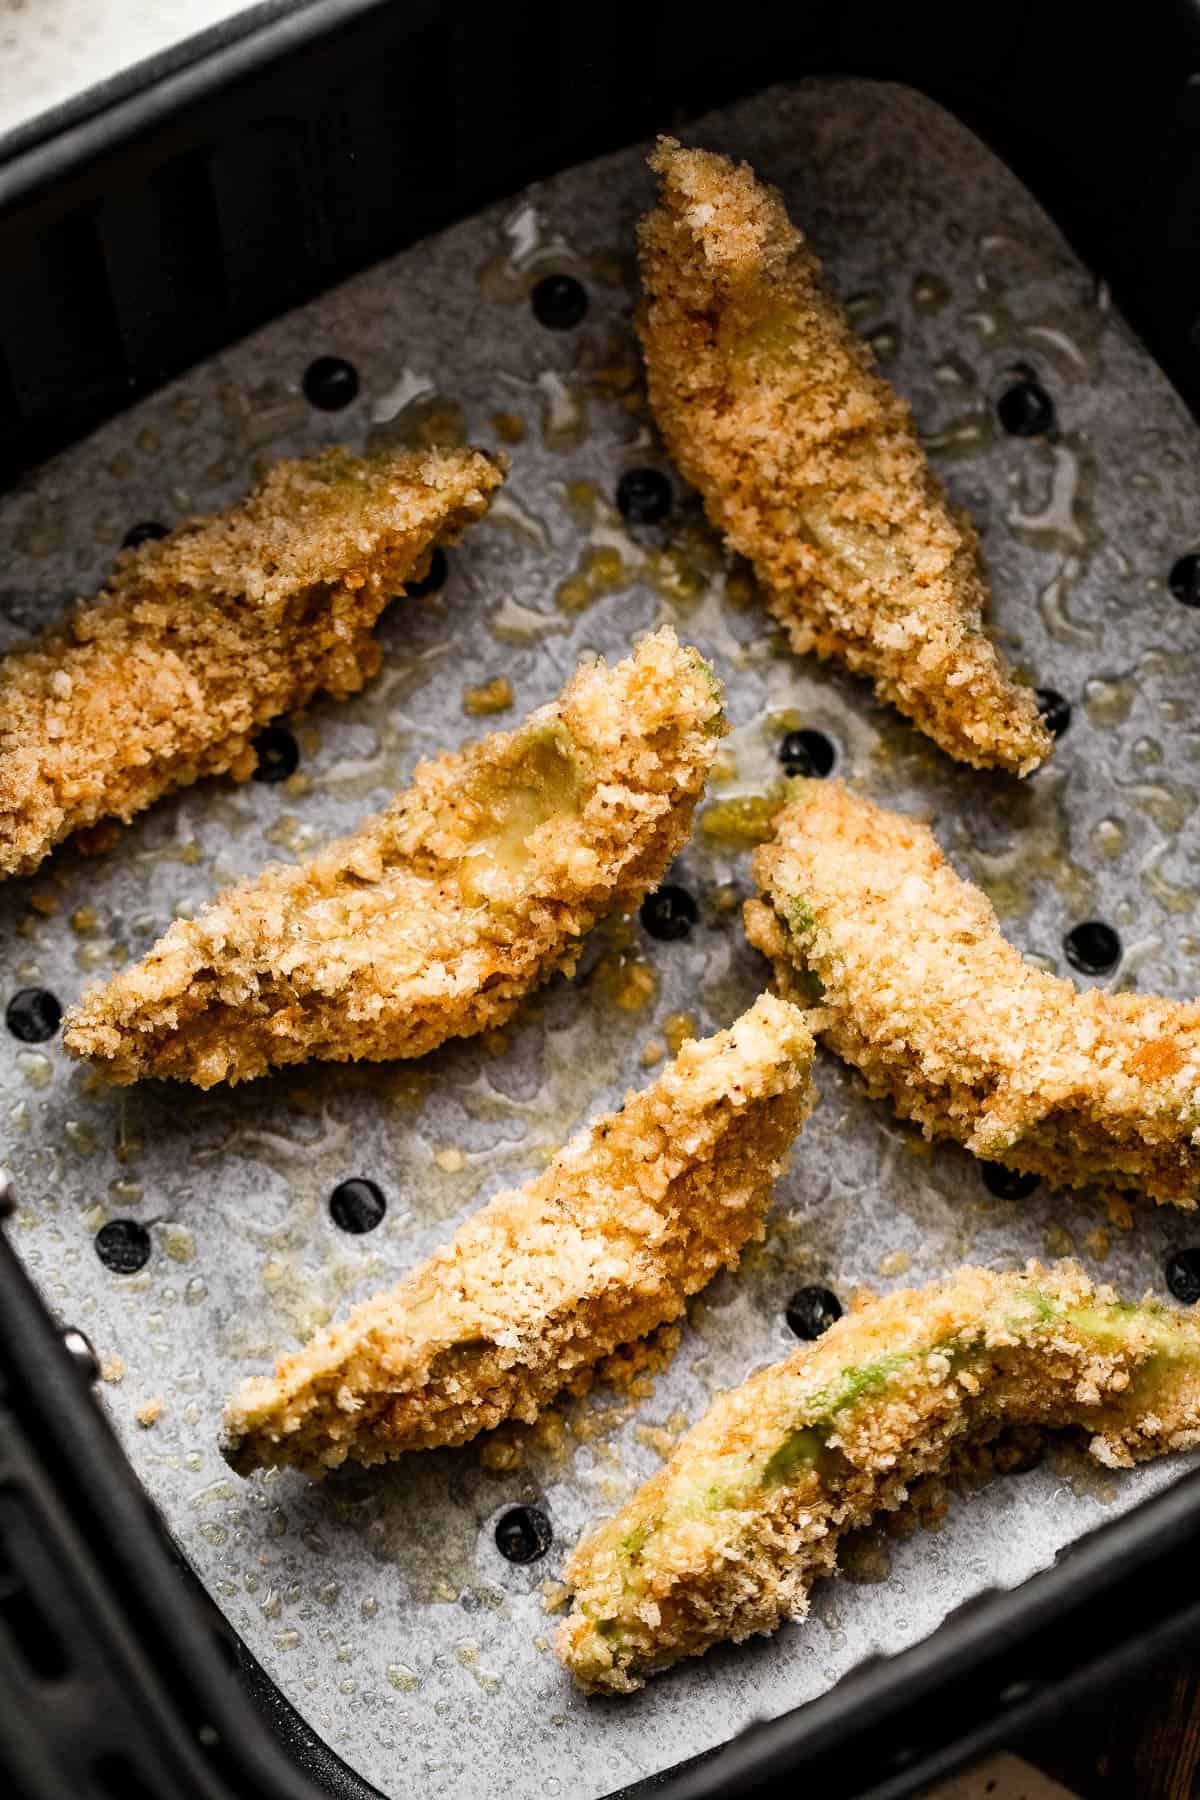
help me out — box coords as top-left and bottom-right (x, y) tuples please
(456, 723), (581, 902)
(761, 1423), (828, 1485)
(787, 895), (816, 938)
(690, 652), (725, 722)
(759, 1296), (1188, 1498)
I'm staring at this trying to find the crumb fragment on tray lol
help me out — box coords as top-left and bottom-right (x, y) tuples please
(463, 675), (514, 715)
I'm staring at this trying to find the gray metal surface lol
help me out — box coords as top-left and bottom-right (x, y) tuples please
(2, 79), (1199, 1800)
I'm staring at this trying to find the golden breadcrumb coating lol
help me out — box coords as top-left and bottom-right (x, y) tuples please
(65, 629), (724, 1087)
(222, 993), (815, 1475)
(0, 446), (504, 877)
(637, 139), (1051, 776)
(746, 780), (1200, 1205)
(558, 1260), (1200, 1691)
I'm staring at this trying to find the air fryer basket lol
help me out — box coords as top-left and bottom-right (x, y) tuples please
(5, 7), (1200, 1799)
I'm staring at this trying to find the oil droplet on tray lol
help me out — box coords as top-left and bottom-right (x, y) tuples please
(1091, 818), (1126, 860)
(17, 1053), (52, 1089)
(1082, 674), (1134, 728)
(912, 271), (950, 312)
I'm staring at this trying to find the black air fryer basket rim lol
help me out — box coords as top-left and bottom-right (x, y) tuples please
(4, 4), (1200, 1797)
(0, 0), (378, 188)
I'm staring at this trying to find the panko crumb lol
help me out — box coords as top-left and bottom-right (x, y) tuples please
(1108, 1195), (1136, 1232)
(558, 1260), (1200, 1691)
(491, 412), (527, 444)
(101, 1355), (126, 1384)
(65, 629), (723, 1087)
(136, 1396), (164, 1428)
(747, 781), (1200, 1206)
(637, 140), (1051, 775)
(1085, 1226), (1112, 1262)
(463, 675), (514, 716)
(0, 445), (504, 877)
(222, 993), (815, 1476)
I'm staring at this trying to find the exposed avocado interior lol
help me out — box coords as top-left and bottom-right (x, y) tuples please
(721, 304), (814, 370)
(700, 789), (787, 848)
(761, 1423), (828, 1485)
(689, 651), (726, 727)
(458, 721), (582, 902)
(794, 507), (905, 588)
(787, 895), (816, 938)
(618, 1524), (649, 1563)
(780, 894), (825, 1001)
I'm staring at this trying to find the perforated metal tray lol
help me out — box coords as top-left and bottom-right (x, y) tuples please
(3, 77), (1200, 1800)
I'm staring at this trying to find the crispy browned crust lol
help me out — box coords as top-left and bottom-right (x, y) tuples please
(64, 629), (724, 1087)
(222, 993), (815, 1475)
(637, 139), (1051, 775)
(558, 1260), (1200, 1691)
(0, 446), (504, 877)
(746, 780), (1200, 1204)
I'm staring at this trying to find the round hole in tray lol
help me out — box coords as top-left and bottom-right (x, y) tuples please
(495, 1505), (552, 1564)
(1169, 552), (1200, 607)
(329, 1178), (387, 1235)
(251, 725), (299, 784)
(1064, 920), (1121, 975)
(302, 355), (360, 411)
(121, 520), (168, 549)
(616, 468), (672, 524)
(94, 1218), (151, 1275)
(5, 987), (62, 1043)
(530, 274), (588, 330)
(779, 728), (836, 778)
(997, 378), (1056, 437)
(1165, 1249), (1200, 1305)
(1035, 688), (1071, 738)
(404, 545), (449, 599)
(639, 884), (698, 942)
(980, 1162), (1041, 1200)
(785, 1285), (843, 1340)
